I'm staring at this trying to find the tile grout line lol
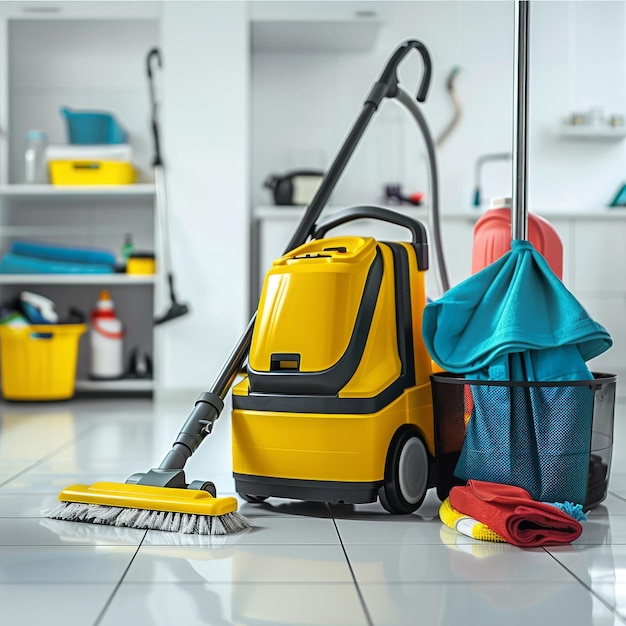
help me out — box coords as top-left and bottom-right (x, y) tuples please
(0, 425), (100, 489)
(92, 529), (149, 626)
(330, 508), (374, 626)
(608, 490), (626, 505)
(542, 547), (626, 623)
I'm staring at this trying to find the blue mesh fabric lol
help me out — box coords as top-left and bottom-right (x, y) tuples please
(454, 384), (594, 504)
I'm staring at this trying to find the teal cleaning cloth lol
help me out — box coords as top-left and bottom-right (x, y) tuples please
(0, 252), (114, 274)
(10, 240), (117, 267)
(423, 240), (612, 381)
(423, 240), (613, 504)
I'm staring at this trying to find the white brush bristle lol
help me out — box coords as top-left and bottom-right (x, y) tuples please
(43, 502), (251, 535)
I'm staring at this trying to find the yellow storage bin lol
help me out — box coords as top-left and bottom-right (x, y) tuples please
(49, 160), (136, 185)
(0, 324), (87, 401)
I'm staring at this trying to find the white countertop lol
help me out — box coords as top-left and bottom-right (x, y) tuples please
(253, 204), (626, 220)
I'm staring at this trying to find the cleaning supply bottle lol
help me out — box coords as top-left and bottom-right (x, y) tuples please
(121, 233), (134, 264)
(89, 290), (124, 379)
(24, 129), (48, 184)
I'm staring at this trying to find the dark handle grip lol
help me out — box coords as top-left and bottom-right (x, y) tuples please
(146, 47), (161, 79)
(313, 205), (427, 245)
(369, 39), (432, 105)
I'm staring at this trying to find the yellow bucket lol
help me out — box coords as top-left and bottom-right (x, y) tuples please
(49, 160), (136, 185)
(0, 324), (87, 401)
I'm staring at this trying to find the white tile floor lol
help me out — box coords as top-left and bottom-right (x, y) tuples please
(1, 395), (626, 625)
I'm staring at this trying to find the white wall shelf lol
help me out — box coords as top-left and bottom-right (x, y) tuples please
(0, 1), (159, 21)
(0, 274), (157, 285)
(0, 15), (160, 399)
(75, 379), (154, 393)
(0, 184), (155, 198)
(558, 125), (626, 140)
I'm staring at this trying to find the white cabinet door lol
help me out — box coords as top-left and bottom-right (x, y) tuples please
(0, 1), (159, 19)
(573, 219), (626, 292)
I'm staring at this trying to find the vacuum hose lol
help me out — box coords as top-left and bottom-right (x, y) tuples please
(395, 87), (450, 294)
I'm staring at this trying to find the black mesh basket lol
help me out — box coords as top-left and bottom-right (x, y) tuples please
(432, 372), (617, 509)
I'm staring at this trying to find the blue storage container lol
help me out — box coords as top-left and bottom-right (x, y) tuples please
(61, 107), (127, 145)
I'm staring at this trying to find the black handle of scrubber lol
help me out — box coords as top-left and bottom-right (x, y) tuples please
(366, 39), (432, 107)
(313, 206), (427, 245)
(150, 40), (434, 479)
(313, 206), (429, 270)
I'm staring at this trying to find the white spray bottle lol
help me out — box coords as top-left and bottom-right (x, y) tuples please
(89, 289), (124, 379)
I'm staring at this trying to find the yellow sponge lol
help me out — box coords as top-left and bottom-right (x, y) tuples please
(439, 497), (506, 543)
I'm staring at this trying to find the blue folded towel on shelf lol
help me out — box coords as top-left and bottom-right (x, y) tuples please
(10, 240), (117, 267)
(0, 240), (117, 274)
(0, 252), (114, 274)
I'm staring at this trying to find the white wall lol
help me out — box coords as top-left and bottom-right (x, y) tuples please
(157, 1), (249, 393)
(251, 0), (626, 213)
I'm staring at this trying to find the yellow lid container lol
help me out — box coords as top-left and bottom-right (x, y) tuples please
(49, 160), (136, 185)
(127, 252), (156, 275)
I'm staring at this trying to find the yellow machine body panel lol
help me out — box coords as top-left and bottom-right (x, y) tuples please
(249, 236), (377, 374)
(232, 379), (434, 483)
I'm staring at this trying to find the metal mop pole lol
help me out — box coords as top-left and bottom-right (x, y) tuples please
(512, 0), (530, 242)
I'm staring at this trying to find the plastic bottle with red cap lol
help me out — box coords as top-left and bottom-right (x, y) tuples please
(89, 290), (124, 379)
(471, 196), (563, 278)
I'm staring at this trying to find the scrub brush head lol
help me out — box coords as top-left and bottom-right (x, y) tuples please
(44, 501), (251, 535)
(43, 482), (251, 536)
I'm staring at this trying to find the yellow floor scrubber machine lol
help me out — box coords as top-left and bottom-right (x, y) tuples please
(233, 208), (436, 513)
(232, 40), (452, 514)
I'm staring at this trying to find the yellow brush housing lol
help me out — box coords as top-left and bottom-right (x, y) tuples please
(233, 226), (436, 510)
(58, 482), (239, 516)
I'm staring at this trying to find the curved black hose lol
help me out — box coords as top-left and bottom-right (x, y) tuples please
(395, 87), (450, 294)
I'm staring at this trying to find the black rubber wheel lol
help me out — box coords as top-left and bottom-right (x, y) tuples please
(379, 427), (429, 514)
(238, 493), (268, 504)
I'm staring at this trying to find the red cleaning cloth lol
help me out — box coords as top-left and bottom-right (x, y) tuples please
(449, 480), (583, 547)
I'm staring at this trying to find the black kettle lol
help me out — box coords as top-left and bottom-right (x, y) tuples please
(263, 170), (325, 206)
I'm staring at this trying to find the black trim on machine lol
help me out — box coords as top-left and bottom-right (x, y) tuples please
(385, 241), (415, 388)
(234, 473), (383, 504)
(234, 381), (406, 414)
